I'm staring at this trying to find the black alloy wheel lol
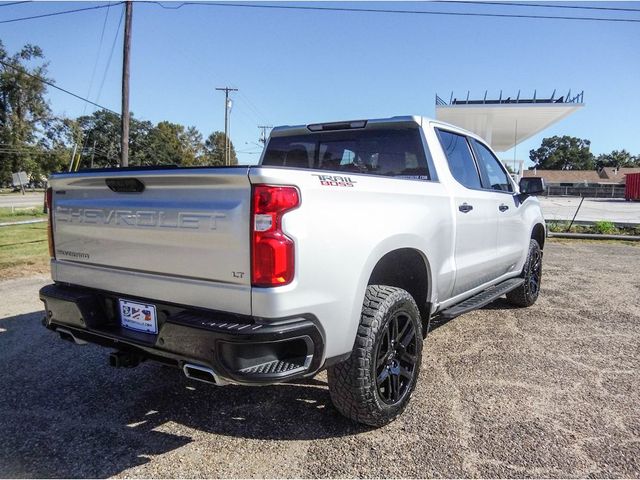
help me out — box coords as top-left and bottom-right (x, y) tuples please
(525, 246), (542, 298)
(375, 310), (418, 405)
(506, 239), (543, 307)
(327, 285), (423, 427)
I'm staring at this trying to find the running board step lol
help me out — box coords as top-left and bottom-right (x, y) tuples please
(439, 278), (525, 320)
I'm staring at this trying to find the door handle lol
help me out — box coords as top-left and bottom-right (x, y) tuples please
(499, 204), (509, 212)
(458, 203), (473, 213)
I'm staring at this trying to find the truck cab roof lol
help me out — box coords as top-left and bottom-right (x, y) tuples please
(270, 115), (484, 144)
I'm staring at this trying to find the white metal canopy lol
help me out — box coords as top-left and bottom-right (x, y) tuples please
(436, 101), (584, 152)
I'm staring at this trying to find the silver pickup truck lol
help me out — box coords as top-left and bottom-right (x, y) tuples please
(40, 116), (546, 426)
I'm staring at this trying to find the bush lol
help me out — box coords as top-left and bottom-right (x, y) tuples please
(593, 220), (618, 235)
(548, 221), (569, 233)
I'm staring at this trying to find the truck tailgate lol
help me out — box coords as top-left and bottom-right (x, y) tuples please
(50, 168), (252, 313)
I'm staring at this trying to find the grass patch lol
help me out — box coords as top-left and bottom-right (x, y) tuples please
(0, 207), (47, 224)
(548, 237), (640, 247)
(593, 220), (617, 235)
(0, 223), (50, 279)
(547, 220), (640, 236)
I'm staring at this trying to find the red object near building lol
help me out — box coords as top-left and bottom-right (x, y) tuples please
(625, 173), (640, 201)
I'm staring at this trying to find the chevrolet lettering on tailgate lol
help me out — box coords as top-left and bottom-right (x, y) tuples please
(55, 207), (225, 230)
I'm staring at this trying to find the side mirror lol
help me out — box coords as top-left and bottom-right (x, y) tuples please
(519, 177), (546, 195)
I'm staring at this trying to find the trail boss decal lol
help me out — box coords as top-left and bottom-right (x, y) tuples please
(312, 174), (356, 187)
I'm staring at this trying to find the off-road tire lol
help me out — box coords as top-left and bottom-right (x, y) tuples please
(506, 239), (543, 307)
(327, 285), (423, 427)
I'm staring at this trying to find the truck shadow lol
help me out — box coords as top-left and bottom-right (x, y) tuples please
(428, 297), (517, 332)
(0, 311), (367, 478)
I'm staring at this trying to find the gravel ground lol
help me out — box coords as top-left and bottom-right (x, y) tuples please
(0, 240), (638, 478)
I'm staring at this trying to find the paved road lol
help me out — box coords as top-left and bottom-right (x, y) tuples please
(0, 241), (638, 478)
(539, 197), (640, 225)
(0, 192), (44, 209)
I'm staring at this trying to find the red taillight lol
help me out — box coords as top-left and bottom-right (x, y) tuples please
(46, 187), (55, 258)
(251, 185), (300, 287)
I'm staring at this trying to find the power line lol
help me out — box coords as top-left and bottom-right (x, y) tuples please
(95, 6), (124, 103)
(0, 2), (123, 25)
(237, 91), (270, 125)
(145, 1), (640, 24)
(0, 1), (31, 8)
(83, 1), (112, 106)
(433, 1), (640, 13)
(2, 1), (637, 25)
(78, 2), (113, 165)
(0, 58), (119, 115)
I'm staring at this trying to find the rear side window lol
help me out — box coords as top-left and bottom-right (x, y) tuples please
(262, 128), (429, 179)
(471, 140), (513, 192)
(436, 129), (482, 189)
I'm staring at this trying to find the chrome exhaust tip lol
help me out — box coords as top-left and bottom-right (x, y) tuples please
(183, 363), (226, 385)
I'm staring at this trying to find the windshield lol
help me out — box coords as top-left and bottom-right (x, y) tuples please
(261, 127), (429, 179)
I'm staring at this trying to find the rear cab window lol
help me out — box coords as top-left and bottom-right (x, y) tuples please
(261, 127), (430, 180)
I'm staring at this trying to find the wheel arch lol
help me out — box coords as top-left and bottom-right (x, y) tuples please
(366, 248), (432, 322)
(531, 222), (546, 250)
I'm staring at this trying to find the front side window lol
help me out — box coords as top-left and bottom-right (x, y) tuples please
(262, 128), (429, 179)
(471, 140), (513, 192)
(436, 129), (482, 189)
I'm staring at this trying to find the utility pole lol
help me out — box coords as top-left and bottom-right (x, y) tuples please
(215, 87), (237, 165)
(120, 1), (133, 167)
(68, 144), (77, 172)
(258, 125), (272, 145)
(90, 140), (97, 169)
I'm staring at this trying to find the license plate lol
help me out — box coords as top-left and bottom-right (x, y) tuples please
(119, 299), (158, 334)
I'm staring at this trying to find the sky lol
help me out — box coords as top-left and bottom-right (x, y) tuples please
(1, 1), (639, 166)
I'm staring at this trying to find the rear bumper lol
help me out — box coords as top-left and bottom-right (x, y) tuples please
(39, 283), (326, 385)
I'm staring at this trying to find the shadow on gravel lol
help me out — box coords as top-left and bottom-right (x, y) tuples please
(428, 297), (518, 332)
(479, 297), (517, 311)
(0, 310), (366, 478)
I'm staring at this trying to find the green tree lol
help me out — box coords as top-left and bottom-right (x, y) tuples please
(0, 41), (52, 184)
(76, 110), (121, 168)
(529, 136), (595, 170)
(204, 131), (237, 166)
(145, 121), (207, 166)
(146, 121), (183, 165)
(76, 110), (162, 168)
(595, 149), (639, 169)
(183, 126), (206, 166)
(32, 116), (78, 180)
(129, 117), (153, 166)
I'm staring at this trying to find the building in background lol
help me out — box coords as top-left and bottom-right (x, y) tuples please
(523, 167), (640, 198)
